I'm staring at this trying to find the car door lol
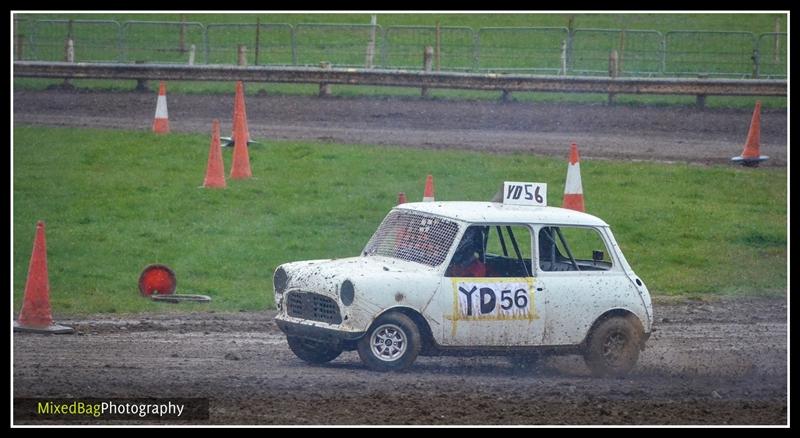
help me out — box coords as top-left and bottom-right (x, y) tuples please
(436, 224), (546, 347)
(534, 225), (640, 346)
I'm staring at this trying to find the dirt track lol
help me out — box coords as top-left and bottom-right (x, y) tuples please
(13, 89), (787, 166)
(13, 297), (787, 425)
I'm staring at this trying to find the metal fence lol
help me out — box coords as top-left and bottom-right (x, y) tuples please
(383, 26), (475, 71)
(571, 29), (663, 77)
(14, 19), (788, 79)
(477, 27), (568, 74)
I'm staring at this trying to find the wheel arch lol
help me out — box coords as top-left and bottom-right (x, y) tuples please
(372, 306), (436, 354)
(583, 308), (645, 348)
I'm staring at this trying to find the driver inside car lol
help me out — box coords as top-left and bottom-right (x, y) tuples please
(447, 227), (489, 277)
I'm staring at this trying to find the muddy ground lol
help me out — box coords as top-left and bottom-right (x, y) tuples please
(13, 297), (787, 425)
(13, 89), (787, 166)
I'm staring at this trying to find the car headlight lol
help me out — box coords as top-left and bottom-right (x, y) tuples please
(273, 267), (288, 296)
(340, 279), (355, 306)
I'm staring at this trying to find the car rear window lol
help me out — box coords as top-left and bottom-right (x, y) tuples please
(363, 210), (460, 267)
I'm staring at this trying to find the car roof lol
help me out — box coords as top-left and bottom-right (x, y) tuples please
(396, 201), (609, 227)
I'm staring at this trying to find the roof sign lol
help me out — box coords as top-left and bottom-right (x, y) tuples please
(502, 182), (547, 207)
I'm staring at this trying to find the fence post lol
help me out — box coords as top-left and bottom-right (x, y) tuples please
(566, 16), (574, 72)
(366, 14), (377, 68)
(773, 16), (780, 63)
(696, 74), (707, 109)
(14, 17), (24, 60)
(237, 44), (247, 66)
(618, 30), (625, 75)
(421, 46), (433, 98)
(435, 21), (441, 71)
(62, 38), (75, 89)
(255, 18), (261, 66)
(608, 50), (618, 105)
(560, 39), (567, 76)
(135, 60), (149, 92)
(319, 61), (332, 97)
(188, 44), (196, 65)
(752, 48), (760, 79)
(179, 14), (186, 53)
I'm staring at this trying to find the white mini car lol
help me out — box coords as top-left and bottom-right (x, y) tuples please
(274, 182), (653, 376)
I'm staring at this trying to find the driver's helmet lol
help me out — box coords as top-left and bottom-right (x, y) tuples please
(452, 227), (484, 265)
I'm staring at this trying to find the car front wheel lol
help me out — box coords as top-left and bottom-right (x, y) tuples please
(286, 336), (342, 364)
(583, 316), (642, 377)
(357, 312), (421, 372)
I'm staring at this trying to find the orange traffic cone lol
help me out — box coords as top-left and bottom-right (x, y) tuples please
(731, 101), (769, 167)
(397, 192), (408, 205)
(14, 221), (73, 334)
(562, 143), (585, 212)
(152, 81), (170, 134)
(423, 175), (435, 202)
(222, 81), (253, 147)
(203, 119), (226, 188)
(230, 107), (252, 180)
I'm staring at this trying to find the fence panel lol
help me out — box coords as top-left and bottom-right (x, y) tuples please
(664, 31), (756, 78)
(205, 23), (293, 65)
(756, 33), (787, 79)
(14, 16), (34, 60)
(476, 27), (567, 74)
(383, 26), (475, 71)
(30, 19), (122, 62)
(293, 23), (382, 68)
(122, 21), (206, 64)
(570, 29), (663, 77)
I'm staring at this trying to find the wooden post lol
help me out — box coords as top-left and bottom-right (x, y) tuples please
(255, 17), (261, 66)
(188, 44), (196, 65)
(696, 74), (708, 109)
(237, 44), (247, 66)
(560, 39), (567, 75)
(65, 38), (74, 63)
(366, 14), (377, 68)
(435, 20), (441, 72)
(421, 46), (433, 98)
(319, 61), (332, 97)
(135, 60), (149, 92)
(608, 49), (618, 105)
(63, 38), (75, 89)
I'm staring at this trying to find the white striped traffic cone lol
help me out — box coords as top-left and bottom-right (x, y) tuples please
(423, 175), (435, 202)
(562, 143), (585, 212)
(152, 81), (169, 134)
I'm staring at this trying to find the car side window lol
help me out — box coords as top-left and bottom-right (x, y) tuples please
(538, 226), (613, 272)
(446, 225), (532, 278)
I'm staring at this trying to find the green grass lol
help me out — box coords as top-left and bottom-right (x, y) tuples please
(13, 126), (786, 315)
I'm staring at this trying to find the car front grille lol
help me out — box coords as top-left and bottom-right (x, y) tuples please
(286, 291), (342, 325)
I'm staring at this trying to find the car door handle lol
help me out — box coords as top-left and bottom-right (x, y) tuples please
(536, 287), (543, 291)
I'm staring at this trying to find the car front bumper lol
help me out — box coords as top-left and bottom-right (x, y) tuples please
(275, 318), (366, 343)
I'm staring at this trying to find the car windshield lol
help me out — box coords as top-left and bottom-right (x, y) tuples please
(363, 210), (460, 267)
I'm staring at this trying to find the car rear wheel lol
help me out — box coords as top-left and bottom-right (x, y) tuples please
(357, 312), (421, 372)
(286, 336), (342, 364)
(583, 316), (642, 377)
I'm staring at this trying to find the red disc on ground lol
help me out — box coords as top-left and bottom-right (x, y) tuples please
(138, 264), (177, 296)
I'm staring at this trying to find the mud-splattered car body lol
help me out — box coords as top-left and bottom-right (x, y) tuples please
(274, 200), (652, 375)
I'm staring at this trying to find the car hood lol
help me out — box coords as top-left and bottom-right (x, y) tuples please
(278, 256), (441, 307)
